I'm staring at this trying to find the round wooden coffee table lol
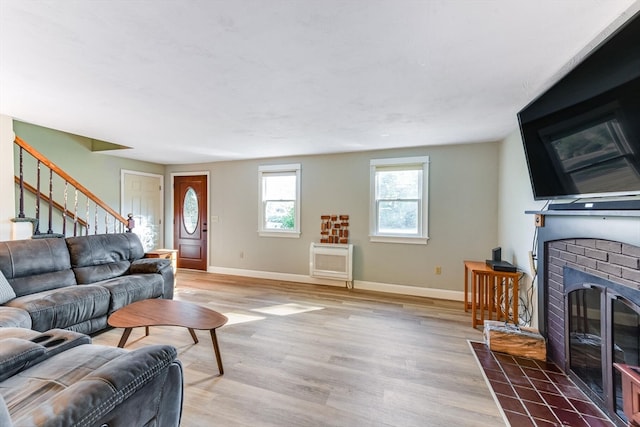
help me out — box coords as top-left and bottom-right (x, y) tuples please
(108, 299), (228, 375)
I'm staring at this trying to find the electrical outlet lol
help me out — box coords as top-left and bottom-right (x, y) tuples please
(534, 214), (545, 227)
(435, 266), (442, 275)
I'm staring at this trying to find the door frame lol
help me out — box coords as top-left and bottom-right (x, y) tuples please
(120, 169), (165, 247)
(170, 171), (210, 270)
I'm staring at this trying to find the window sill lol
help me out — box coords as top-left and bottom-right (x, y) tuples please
(259, 230), (301, 238)
(369, 235), (429, 245)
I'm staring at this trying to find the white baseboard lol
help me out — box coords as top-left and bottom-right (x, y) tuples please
(207, 266), (463, 302)
(354, 280), (463, 301)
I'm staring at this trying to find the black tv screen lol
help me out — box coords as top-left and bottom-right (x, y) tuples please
(518, 11), (640, 200)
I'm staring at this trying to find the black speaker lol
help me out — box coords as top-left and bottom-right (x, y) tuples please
(492, 247), (501, 262)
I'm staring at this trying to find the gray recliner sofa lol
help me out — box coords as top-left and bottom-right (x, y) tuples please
(0, 327), (183, 426)
(0, 233), (174, 333)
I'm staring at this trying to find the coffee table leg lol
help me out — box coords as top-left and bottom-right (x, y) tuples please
(188, 328), (199, 344)
(210, 328), (224, 375)
(117, 328), (133, 348)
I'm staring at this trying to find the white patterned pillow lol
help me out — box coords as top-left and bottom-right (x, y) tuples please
(0, 270), (16, 304)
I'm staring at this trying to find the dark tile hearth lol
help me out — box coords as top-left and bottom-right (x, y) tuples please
(470, 341), (615, 427)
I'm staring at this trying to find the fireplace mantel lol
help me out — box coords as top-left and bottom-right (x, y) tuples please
(526, 209), (640, 218)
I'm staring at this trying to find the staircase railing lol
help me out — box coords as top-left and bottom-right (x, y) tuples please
(14, 136), (134, 237)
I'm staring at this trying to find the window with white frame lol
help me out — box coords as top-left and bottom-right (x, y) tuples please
(258, 163), (301, 237)
(369, 156), (429, 244)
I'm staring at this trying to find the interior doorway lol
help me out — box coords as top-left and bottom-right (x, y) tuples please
(173, 174), (208, 270)
(121, 170), (164, 251)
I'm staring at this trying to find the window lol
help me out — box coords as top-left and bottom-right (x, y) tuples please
(258, 163), (301, 238)
(370, 156), (429, 244)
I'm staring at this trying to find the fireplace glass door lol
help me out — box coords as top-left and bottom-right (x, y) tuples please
(567, 276), (640, 426)
(568, 286), (604, 400)
(612, 296), (640, 422)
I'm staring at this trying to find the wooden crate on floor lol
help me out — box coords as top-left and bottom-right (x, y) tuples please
(483, 320), (547, 361)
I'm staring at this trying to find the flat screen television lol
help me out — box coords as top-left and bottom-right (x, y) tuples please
(518, 11), (640, 201)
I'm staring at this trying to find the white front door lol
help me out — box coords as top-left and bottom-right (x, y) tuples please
(121, 170), (164, 251)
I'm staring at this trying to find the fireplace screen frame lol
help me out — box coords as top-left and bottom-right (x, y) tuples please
(564, 266), (640, 426)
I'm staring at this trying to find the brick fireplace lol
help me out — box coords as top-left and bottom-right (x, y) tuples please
(534, 210), (640, 426)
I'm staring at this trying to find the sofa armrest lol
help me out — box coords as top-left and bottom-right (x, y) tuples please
(130, 259), (175, 299)
(0, 338), (46, 382)
(130, 258), (171, 274)
(0, 328), (91, 381)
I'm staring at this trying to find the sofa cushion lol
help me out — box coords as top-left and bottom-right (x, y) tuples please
(65, 316), (109, 335)
(6, 270), (77, 298)
(97, 274), (164, 312)
(0, 270), (16, 304)
(73, 260), (131, 284)
(0, 238), (76, 296)
(66, 233), (145, 284)
(0, 307), (32, 329)
(5, 285), (111, 332)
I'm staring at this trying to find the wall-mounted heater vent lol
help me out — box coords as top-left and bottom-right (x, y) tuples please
(310, 243), (353, 287)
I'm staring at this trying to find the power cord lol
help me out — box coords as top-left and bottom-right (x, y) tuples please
(519, 200), (548, 327)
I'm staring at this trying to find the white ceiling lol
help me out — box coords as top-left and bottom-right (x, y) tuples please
(1, 1), (638, 165)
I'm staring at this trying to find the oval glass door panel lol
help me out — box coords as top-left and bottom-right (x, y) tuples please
(182, 187), (199, 234)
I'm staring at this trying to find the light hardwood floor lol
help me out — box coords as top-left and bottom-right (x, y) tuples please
(92, 270), (505, 427)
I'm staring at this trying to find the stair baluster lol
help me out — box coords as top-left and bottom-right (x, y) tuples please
(47, 169), (54, 234)
(34, 161), (41, 235)
(73, 188), (79, 236)
(62, 182), (68, 236)
(18, 147), (25, 219)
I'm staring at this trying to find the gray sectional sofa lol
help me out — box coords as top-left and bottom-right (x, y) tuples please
(0, 233), (182, 426)
(0, 233), (174, 333)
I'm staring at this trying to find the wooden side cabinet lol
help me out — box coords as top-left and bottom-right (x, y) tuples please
(145, 249), (178, 275)
(614, 363), (640, 426)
